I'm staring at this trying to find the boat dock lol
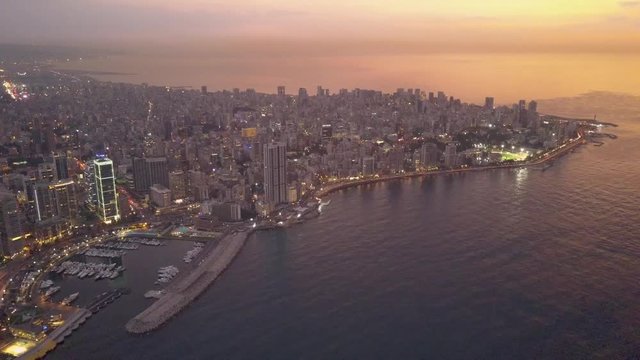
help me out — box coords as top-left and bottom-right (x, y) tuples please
(125, 231), (249, 334)
(87, 288), (130, 314)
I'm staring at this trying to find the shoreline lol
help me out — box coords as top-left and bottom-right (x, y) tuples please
(122, 131), (591, 334)
(19, 307), (92, 360)
(315, 132), (587, 199)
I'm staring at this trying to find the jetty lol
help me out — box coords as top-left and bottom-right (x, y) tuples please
(125, 231), (249, 333)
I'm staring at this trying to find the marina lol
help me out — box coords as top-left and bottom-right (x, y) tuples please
(183, 242), (204, 263)
(52, 261), (124, 281)
(126, 231), (250, 333)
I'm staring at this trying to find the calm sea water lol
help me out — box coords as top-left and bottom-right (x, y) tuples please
(55, 53), (640, 104)
(50, 95), (640, 359)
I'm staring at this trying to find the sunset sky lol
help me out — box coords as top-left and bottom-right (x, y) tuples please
(2, 0), (640, 53)
(3, 1), (639, 101)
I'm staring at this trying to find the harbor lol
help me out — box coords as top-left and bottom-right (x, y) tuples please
(125, 231), (249, 333)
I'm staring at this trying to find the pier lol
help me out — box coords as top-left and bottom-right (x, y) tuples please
(125, 231), (249, 333)
(87, 288), (130, 313)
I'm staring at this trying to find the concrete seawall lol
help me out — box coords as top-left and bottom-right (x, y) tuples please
(21, 308), (92, 360)
(125, 231), (249, 334)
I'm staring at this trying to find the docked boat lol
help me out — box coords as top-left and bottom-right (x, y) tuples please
(61, 292), (79, 305)
(144, 290), (165, 299)
(45, 286), (61, 297)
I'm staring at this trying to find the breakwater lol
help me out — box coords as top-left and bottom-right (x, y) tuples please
(125, 231), (249, 333)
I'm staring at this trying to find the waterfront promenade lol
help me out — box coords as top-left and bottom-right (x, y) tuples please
(316, 133), (586, 198)
(20, 307), (92, 360)
(125, 231), (249, 333)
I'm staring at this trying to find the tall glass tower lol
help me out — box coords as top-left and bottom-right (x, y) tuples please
(93, 157), (120, 224)
(263, 142), (288, 206)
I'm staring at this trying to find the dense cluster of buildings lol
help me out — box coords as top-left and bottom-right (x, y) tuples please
(0, 67), (579, 259)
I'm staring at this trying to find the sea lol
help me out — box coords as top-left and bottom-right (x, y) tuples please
(54, 52), (640, 104)
(47, 92), (640, 359)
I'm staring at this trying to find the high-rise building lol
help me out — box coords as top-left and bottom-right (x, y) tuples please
(132, 157), (147, 193)
(298, 88), (308, 100)
(163, 120), (173, 141)
(53, 153), (69, 180)
(277, 86), (285, 97)
(484, 97), (495, 110)
(420, 143), (440, 168)
(150, 184), (172, 208)
(93, 157), (119, 224)
(263, 142), (287, 206)
(33, 182), (55, 221)
(362, 156), (375, 176)
(0, 192), (24, 257)
(50, 179), (78, 220)
(133, 157), (169, 193)
(169, 170), (187, 200)
(518, 100), (526, 110)
(444, 142), (458, 168)
(201, 85), (208, 95)
(84, 159), (97, 208)
(321, 124), (333, 140)
(146, 157), (169, 189)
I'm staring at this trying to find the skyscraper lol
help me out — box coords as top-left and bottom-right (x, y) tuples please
(444, 142), (458, 168)
(133, 157), (169, 193)
(50, 179), (78, 220)
(484, 97), (495, 110)
(362, 156), (375, 176)
(277, 86), (285, 97)
(0, 192), (24, 257)
(84, 159), (97, 209)
(93, 157), (119, 224)
(420, 143), (440, 168)
(169, 170), (187, 200)
(298, 88), (308, 100)
(33, 182), (55, 221)
(263, 142), (287, 206)
(53, 153), (69, 180)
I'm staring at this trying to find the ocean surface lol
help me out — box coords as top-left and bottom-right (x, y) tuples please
(54, 52), (640, 104)
(50, 93), (640, 359)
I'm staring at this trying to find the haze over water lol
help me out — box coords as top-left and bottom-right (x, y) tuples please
(49, 93), (640, 359)
(56, 51), (640, 104)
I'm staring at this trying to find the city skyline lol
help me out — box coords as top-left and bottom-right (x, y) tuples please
(0, 1), (638, 359)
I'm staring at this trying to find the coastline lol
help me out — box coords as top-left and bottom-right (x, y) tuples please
(19, 307), (92, 360)
(315, 131), (587, 199)
(122, 130), (590, 334)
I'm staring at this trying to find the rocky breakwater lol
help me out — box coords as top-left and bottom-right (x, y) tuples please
(125, 231), (249, 333)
